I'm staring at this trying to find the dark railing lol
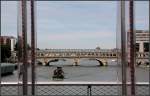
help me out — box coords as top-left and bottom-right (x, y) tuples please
(1, 82), (149, 96)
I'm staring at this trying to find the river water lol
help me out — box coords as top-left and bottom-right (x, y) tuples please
(1, 59), (149, 82)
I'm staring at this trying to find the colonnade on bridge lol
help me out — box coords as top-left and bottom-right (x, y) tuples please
(37, 49), (118, 58)
(10, 49), (149, 66)
(36, 49), (149, 66)
(36, 49), (118, 66)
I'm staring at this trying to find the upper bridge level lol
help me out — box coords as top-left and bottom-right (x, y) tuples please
(36, 49), (118, 59)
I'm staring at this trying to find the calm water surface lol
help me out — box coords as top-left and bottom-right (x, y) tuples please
(1, 59), (149, 82)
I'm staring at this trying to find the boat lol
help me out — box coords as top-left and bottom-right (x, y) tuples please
(52, 74), (64, 80)
(52, 67), (64, 80)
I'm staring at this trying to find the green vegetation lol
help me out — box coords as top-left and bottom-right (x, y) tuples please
(1, 44), (11, 62)
(15, 41), (31, 51)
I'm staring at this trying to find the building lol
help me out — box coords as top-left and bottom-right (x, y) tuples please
(127, 30), (149, 53)
(127, 30), (149, 65)
(0, 36), (16, 51)
(135, 30), (149, 52)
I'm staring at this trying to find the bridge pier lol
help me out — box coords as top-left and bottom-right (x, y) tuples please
(136, 59), (149, 66)
(36, 59), (49, 66)
(73, 58), (80, 66)
(101, 59), (108, 66)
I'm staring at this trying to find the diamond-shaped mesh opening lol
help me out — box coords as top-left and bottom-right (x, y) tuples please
(1, 86), (18, 96)
(1, 84), (149, 96)
(136, 85), (149, 96)
(36, 85), (87, 96)
(92, 85), (120, 96)
(1, 85), (31, 96)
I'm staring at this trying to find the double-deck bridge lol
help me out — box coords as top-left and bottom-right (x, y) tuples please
(36, 49), (118, 66)
(36, 49), (149, 66)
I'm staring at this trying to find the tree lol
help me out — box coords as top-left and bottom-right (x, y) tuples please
(1, 44), (11, 62)
(14, 41), (31, 62)
(14, 41), (31, 51)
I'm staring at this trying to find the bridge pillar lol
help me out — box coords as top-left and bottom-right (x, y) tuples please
(40, 59), (49, 66)
(102, 60), (108, 66)
(136, 59), (149, 66)
(45, 58), (50, 66)
(39, 61), (47, 66)
(36, 59), (45, 66)
(73, 58), (80, 66)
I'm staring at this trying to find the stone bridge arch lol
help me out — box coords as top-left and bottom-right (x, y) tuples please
(37, 58), (110, 66)
(95, 59), (108, 66)
(36, 58), (50, 66)
(136, 59), (149, 66)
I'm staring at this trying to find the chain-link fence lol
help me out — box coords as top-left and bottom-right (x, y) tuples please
(0, 82), (149, 96)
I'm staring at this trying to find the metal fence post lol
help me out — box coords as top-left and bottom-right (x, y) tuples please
(121, 1), (127, 96)
(31, 0), (36, 95)
(87, 85), (92, 96)
(129, 1), (135, 96)
(21, 0), (28, 95)
(0, 1), (1, 95)
(149, 0), (150, 95)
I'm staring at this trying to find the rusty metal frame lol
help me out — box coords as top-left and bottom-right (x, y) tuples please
(31, 0), (36, 95)
(129, 1), (135, 96)
(149, 0), (150, 95)
(120, 1), (127, 96)
(0, 1), (1, 95)
(21, 0), (28, 95)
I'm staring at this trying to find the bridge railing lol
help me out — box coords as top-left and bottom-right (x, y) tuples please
(1, 82), (149, 96)
(36, 52), (118, 58)
(13, 50), (149, 59)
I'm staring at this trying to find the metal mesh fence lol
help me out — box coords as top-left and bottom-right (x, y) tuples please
(1, 86), (18, 96)
(91, 85), (120, 96)
(0, 83), (149, 96)
(135, 85), (149, 96)
(36, 86), (87, 96)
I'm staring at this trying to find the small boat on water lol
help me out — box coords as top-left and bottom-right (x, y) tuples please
(52, 67), (64, 80)
(52, 75), (64, 80)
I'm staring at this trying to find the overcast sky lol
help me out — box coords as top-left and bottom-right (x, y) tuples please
(1, 1), (149, 49)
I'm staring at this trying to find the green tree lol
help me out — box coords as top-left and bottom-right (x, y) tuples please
(1, 44), (11, 62)
(14, 41), (31, 62)
(15, 42), (31, 51)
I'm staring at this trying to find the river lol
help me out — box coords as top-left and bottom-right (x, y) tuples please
(1, 59), (149, 82)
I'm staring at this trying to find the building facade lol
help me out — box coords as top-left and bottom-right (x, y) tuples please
(0, 36), (16, 51)
(135, 30), (149, 52)
(127, 30), (149, 53)
(127, 30), (149, 65)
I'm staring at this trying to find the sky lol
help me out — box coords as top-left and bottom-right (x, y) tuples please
(1, 1), (149, 49)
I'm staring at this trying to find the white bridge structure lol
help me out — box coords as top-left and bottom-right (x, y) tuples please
(36, 49), (118, 66)
(36, 49), (149, 66)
